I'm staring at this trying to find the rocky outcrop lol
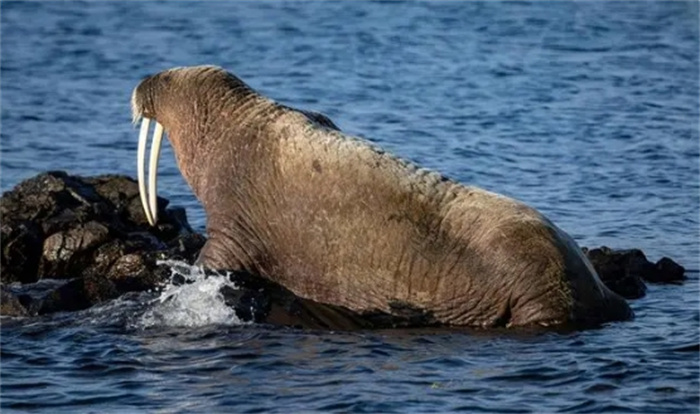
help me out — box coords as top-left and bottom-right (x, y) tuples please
(583, 246), (686, 300)
(0, 171), (688, 329)
(1, 171), (205, 315)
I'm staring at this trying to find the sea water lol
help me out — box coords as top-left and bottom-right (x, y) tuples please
(1, 1), (698, 412)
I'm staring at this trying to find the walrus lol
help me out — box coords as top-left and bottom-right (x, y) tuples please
(131, 65), (632, 329)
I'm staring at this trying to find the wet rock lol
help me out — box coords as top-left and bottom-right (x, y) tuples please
(1, 171), (204, 315)
(584, 246), (687, 300)
(108, 253), (170, 293)
(648, 257), (686, 284)
(2, 280), (74, 317)
(163, 233), (207, 263)
(16, 293), (42, 316)
(1, 220), (43, 284)
(85, 174), (170, 230)
(40, 221), (111, 278)
(220, 283), (271, 323)
(39, 275), (120, 314)
(584, 247), (648, 299)
(167, 207), (195, 234)
(1, 286), (28, 317)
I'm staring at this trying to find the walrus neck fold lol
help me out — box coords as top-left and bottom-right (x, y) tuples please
(132, 66), (282, 216)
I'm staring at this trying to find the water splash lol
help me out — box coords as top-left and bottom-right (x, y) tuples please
(136, 260), (244, 328)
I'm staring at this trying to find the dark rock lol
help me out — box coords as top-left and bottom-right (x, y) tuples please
(584, 246), (688, 299)
(1, 172), (101, 234)
(171, 273), (192, 287)
(220, 283), (270, 323)
(1, 220), (43, 284)
(2, 279), (73, 317)
(584, 246), (649, 299)
(39, 275), (119, 314)
(164, 233), (206, 263)
(86, 175), (141, 205)
(89, 239), (128, 275)
(17, 293), (42, 316)
(1, 171), (204, 315)
(85, 174), (169, 229)
(107, 252), (170, 293)
(167, 207), (195, 234)
(1, 286), (28, 316)
(649, 257), (686, 284)
(108, 253), (150, 285)
(40, 221), (110, 278)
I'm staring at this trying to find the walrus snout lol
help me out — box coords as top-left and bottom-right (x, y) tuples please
(130, 65), (249, 227)
(132, 71), (175, 227)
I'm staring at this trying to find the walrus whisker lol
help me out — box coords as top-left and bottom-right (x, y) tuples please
(137, 117), (155, 226)
(148, 121), (164, 225)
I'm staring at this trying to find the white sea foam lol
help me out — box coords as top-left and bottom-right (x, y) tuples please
(136, 260), (244, 328)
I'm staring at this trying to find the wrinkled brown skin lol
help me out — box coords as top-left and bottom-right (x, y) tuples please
(131, 65), (632, 329)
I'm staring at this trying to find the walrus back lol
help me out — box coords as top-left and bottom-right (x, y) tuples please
(178, 70), (632, 328)
(254, 110), (631, 327)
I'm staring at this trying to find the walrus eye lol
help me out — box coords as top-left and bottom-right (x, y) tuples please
(137, 117), (164, 226)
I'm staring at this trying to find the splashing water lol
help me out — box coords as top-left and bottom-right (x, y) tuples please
(136, 260), (244, 328)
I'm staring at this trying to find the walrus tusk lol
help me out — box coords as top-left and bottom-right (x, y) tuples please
(148, 121), (164, 225)
(137, 117), (154, 226)
(137, 117), (164, 226)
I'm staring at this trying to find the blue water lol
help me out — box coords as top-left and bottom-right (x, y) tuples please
(1, 1), (699, 412)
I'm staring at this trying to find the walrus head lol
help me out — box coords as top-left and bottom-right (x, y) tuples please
(131, 66), (260, 226)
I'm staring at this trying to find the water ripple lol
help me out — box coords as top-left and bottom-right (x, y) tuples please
(2, 1), (699, 413)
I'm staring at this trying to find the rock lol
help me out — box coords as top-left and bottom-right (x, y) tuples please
(649, 257), (686, 284)
(107, 252), (169, 293)
(0, 171), (204, 315)
(39, 275), (119, 314)
(220, 284), (271, 323)
(85, 174), (170, 230)
(584, 246), (649, 299)
(163, 232), (207, 263)
(40, 221), (111, 278)
(1, 286), (28, 317)
(1, 220), (43, 284)
(584, 246), (687, 300)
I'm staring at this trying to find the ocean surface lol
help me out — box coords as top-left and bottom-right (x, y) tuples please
(1, 1), (699, 412)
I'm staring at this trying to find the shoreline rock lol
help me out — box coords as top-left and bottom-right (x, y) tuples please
(1, 171), (205, 315)
(582, 246), (686, 300)
(0, 171), (688, 327)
